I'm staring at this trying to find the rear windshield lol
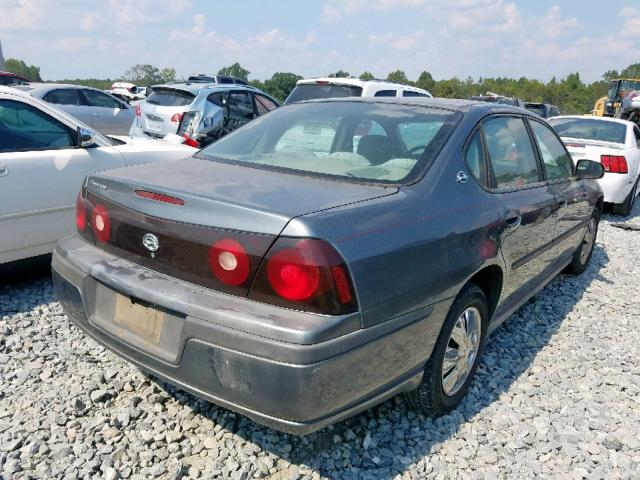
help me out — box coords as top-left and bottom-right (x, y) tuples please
(285, 84), (363, 104)
(197, 101), (461, 184)
(146, 88), (195, 107)
(549, 118), (627, 144)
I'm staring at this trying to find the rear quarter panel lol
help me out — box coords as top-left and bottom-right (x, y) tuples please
(283, 131), (505, 327)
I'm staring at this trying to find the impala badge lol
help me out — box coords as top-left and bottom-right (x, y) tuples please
(142, 233), (159, 255)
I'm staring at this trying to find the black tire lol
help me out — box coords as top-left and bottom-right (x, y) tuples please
(611, 178), (638, 216)
(566, 209), (600, 275)
(404, 283), (488, 417)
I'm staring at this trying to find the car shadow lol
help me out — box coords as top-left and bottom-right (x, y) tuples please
(149, 244), (609, 479)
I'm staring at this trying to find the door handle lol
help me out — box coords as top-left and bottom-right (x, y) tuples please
(504, 210), (521, 229)
(0, 164), (8, 178)
(91, 113), (100, 117)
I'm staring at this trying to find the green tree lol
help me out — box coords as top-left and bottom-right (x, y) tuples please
(416, 71), (435, 92)
(263, 72), (303, 102)
(359, 71), (375, 81)
(218, 63), (250, 81)
(328, 70), (350, 78)
(386, 70), (410, 85)
(123, 64), (175, 86)
(620, 63), (640, 79)
(4, 58), (41, 81)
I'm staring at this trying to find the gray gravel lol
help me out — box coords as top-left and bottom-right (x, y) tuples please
(1, 205), (640, 480)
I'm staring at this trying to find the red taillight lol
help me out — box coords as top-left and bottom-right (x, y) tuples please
(75, 192), (87, 231)
(208, 238), (251, 286)
(600, 155), (628, 174)
(135, 189), (185, 205)
(134, 104), (141, 117)
(170, 112), (184, 123)
(182, 135), (200, 148)
(250, 238), (356, 314)
(91, 204), (111, 243)
(267, 247), (321, 301)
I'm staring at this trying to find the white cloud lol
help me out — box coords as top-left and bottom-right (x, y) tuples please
(534, 6), (578, 39)
(392, 31), (424, 50)
(445, 0), (522, 33)
(320, 4), (342, 22)
(621, 7), (640, 37)
(0, 0), (44, 30)
(80, 13), (99, 32)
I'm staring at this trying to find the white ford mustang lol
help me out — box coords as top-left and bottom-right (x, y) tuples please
(549, 115), (640, 216)
(0, 86), (195, 265)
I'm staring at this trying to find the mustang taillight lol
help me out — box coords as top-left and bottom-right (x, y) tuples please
(208, 238), (251, 286)
(75, 191), (87, 231)
(249, 238), (357, 315)
(601, 155), (628, 174)
(91, 204), (111, 243)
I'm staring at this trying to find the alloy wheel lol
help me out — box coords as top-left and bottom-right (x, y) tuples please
(441, 306), (481, 396)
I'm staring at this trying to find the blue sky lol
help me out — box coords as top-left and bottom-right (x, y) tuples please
(1, 0), (639, 83)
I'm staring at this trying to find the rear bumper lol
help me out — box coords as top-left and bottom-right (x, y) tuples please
(597, 173), (637, 205)
(52, 235), (447, 434)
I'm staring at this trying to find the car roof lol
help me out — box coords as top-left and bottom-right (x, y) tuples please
(190, 84), (269, 96)
(151, 82), (224, 94)
(14, 82), (104, 94)
(0, 85), (32, 98)
(294, 96), (531, 114)
(296, 77), (429, 91)
(550, 115), (635, 128)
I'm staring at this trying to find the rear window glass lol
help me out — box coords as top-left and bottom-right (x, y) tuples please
(285, 84), (363, 104)
(403, 91), (428, 97)
(549, 118), (627, 144)
(374, 90), (397, 97)
(146, 88), (195, 107)
(197, 101), (461, 184)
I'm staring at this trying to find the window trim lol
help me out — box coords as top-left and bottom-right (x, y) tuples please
(526, 116), (576, 184)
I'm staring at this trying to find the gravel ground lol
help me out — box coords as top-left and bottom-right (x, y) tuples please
(1, 206), (640, 480)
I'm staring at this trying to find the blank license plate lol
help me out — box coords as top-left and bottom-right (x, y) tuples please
(113, 294), (165, 344)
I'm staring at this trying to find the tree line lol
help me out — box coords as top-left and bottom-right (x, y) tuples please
(5, 58), (640, 114)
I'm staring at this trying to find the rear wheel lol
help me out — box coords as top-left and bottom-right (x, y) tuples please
(612, 178), (638, 216)
(404, 284), (488, 417)
(566, 209), (600, 275)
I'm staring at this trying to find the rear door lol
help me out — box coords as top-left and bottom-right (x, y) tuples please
(480, 115), (559, 307)
(43, 88), (93, 126)
(80, 89), (133, 135)
(225, 90), (256, 131)
(528, 118), (589, 264)
(0, 97), (125, 263)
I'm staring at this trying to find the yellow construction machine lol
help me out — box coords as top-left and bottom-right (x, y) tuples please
(593, 78), (640, 117)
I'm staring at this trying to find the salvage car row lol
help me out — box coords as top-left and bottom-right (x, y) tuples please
(1, 75), (639, 435)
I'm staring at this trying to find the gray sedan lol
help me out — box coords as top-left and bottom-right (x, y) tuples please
(53, 98), (604, 434)
(19, 83), (134, 135)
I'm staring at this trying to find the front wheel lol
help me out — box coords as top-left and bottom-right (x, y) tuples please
(566, 209), (600, 275)
(404, 284), (488, 417)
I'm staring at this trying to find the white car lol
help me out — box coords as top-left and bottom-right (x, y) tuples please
(549, 115), (640, 215)
(284, 78), (432, 105)
(0, 86), (196, 265)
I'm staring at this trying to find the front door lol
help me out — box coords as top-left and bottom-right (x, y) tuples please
(80, 89), (132, 135)
(0, 98), (124, 263)
(528, 118), (590, 264)
(481, 115), (558, 308)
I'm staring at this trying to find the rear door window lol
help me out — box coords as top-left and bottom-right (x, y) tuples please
(529, 120), (574, 181)
(403, 91), (428, 97)
(482, 116), (541, 190)
(81, 90), (122, 109)
(146, 88), (195, 107)
(374, 90), (397, 97)
(44, 89), (82, 106)
(227, 91), (255, 128)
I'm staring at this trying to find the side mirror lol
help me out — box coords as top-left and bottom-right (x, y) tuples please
(76, 127), (96, 148)
(575, 159), (605, 180)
